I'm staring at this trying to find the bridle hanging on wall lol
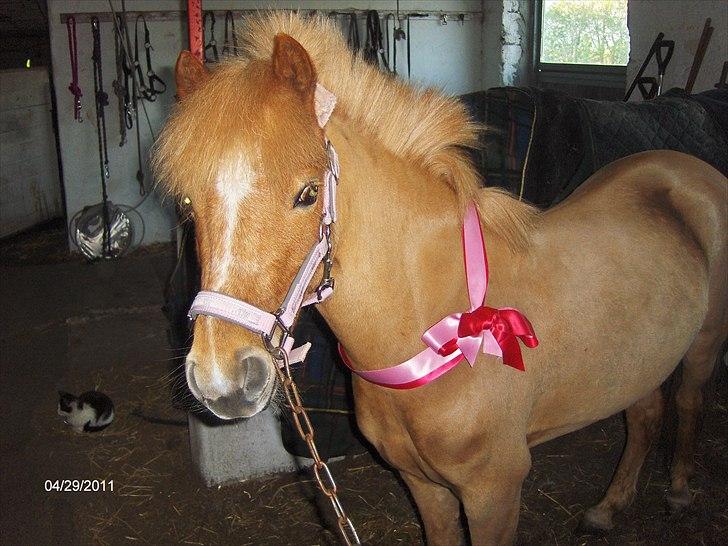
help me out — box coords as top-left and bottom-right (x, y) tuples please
(91, 18), (111, 185)
(91, 17), (112, 257)
(112, 13), (133, 146)
(108, 0), (149, 195)
(221, 11), (238, 57)
(347, 13), (360, 54)
(65, 15), (82, 122)
(130, 13), (165, 193)
(134, 15), (167, 101)
(66, 0), (151, 257)
(74, 15), (133, 259)
(203, 11), (219, 63)
(364, 10), (388, 70)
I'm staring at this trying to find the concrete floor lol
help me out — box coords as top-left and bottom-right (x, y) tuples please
(0, 238), (176, 544)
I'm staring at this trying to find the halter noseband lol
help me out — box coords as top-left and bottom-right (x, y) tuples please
(188, 84), (339, 365)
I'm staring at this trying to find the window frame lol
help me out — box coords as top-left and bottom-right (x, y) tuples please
(532, 0), (628, 89)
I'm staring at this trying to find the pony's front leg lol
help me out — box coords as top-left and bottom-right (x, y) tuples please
(458, 446), (531, 546)
(400, 471), (465, 546)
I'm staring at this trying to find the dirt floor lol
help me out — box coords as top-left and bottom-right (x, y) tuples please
(1, 223), (726, 545)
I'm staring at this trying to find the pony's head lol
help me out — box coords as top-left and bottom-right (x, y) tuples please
(155, 35), (329, 419)
(155, 12), (533, 419)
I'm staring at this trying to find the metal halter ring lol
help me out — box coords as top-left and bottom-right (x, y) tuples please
(261, 313), (291, 355)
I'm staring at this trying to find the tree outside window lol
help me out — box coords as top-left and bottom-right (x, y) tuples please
(541, 0), (629, 66)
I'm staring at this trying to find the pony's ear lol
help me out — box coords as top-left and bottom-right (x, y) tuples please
(175, 51), (210, 100)
(272, 34), (316, 97)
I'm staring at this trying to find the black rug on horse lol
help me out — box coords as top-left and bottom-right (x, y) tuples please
(461, 87), (728, 208)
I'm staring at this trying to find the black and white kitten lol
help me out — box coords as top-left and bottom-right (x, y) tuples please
(57, 391), (115, 433)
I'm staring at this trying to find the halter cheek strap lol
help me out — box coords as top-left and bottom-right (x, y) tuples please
(188, 84), (339, 365)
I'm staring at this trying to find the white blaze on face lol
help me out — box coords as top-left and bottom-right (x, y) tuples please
(211, 153), (256, 291)
(195, 153), (257, 396)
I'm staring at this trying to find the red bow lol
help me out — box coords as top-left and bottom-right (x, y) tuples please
(457, 306), (538, 371)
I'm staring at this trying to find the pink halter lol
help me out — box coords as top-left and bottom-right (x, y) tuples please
(188, 84), (339, 364)
(339, 202), (539, 389)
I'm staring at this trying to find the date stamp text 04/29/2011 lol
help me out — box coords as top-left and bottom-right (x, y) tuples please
(45, 480), (114, 492)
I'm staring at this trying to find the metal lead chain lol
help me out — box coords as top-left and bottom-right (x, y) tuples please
(265, 341), (361, 545)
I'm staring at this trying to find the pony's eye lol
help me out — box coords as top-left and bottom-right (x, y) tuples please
(180, 196), (194, 217)
(293, 183), (319, 208)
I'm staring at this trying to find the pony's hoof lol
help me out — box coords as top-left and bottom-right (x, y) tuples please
(666, 488), (692, 512)
(582, 506), (614, 531)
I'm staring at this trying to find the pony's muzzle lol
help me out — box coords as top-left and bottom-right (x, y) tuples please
(185, 349), (275, 419)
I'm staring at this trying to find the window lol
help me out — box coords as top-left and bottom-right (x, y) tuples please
(541, 0), (629, 66)
(534, 0), (630, 88)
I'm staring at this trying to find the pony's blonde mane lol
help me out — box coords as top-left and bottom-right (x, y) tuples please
(242, 13), (537, 248)
(243, 13), (477, 190)
(155, 12), (537, 249)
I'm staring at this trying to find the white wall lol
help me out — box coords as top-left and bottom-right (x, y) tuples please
(0, 67), (62, 237)
(47, 0), (491, 247)
(627, 0), (727, 95)
(483, 0), (507, 90)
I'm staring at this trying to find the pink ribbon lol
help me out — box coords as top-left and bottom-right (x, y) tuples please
(420, 203), (537, 371)
(341, 202), (538, 388)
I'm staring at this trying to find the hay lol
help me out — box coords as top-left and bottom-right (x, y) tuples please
(48, 330), (728, 545)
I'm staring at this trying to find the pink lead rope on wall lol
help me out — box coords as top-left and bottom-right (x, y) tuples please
(339, 202), (539, 389)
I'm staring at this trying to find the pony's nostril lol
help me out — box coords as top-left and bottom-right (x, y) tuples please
(241, 355), (269, 399)
(185, 361), (205, 403)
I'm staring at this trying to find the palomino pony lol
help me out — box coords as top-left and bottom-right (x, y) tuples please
(154, 13), (727, 545)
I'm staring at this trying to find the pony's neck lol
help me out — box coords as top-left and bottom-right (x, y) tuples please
(316, 120), (515, 371)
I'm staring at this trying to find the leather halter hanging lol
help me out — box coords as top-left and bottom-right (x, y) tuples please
(134, 15), (166, 101)
(347, 13), (360, 54)
(203, 11), (219, 63)
(364, 10), (388, 70)
(107, 0), (145, 195)
(112, 14), (133, 145)
(222, 11), (238, 58)
(91, 17), (112, 257)
(66, 16), (82, 122)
